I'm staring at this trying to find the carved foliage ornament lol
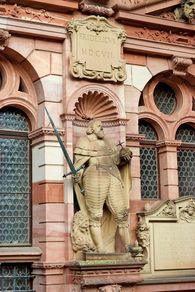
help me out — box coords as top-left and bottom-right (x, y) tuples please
(157, 201), (176, 218)
(179, 199), (195, 222)
(67, 16), (127, 82)
(128, 26), (195, 48)
(0, 29), (11, 50)
(136, 218), (150, 248)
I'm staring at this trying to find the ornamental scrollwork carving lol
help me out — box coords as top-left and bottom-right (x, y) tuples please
(179, 199), (195, 222)
(157, 201), (176, 218)
(136, 218), (150, 248)
(67, 16), (127, 82)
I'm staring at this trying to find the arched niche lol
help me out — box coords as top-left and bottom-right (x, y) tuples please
(64, 85), (127, 149)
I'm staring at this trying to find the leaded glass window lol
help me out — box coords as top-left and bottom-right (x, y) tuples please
(176, 124), (195, 197)
(139, 120), (159, 199)
(154, 82), (176, 115)
(0, 263), (34, 291)
(0, 107), (31, 245)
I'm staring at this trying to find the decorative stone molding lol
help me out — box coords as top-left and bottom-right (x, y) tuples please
(127, 26), (195, 48)
(0, 29), (11, 50)
(29, 127), (65, 145)
(0, 3), (54, 23)
(79, 0), (114, 17)
(156, 140), (182, 148)
(73, 119), (128, 128)
(69, 260), (145, 289)
(67, 16), (126, 82)
(32, 263), (65, 269)
(171, 56), (193, 76)
(126, 134), (145, 141)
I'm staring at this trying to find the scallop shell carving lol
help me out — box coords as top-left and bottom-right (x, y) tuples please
(74, 91), (118, 121)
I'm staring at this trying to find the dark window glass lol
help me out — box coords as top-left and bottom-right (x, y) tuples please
(0, 107), (31, 245)
(0, 263), (34, 291)
(176, 125), (195, 196)
(154, 82), (176, 115)
(139, 121), (159, 199)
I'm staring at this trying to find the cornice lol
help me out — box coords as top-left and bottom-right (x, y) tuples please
(29, 127), (65, 146)
(116, 11), (195, 34)
(126, 134), (145, 141)
(2, 0), (78, 14)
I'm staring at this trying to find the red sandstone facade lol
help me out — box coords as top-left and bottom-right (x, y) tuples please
(0, 0), (195, 291)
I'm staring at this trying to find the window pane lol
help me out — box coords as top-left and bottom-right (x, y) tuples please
(177, 149), (195, 196)
(0, 108), (31, 245)
(140, 146), (159, 199)
(176, 124), (195, 143)
(154, 82), (176, 115)
(0, 107), (29, 132)
(0, 263), (34, 291)
(139, 120), (159, 199)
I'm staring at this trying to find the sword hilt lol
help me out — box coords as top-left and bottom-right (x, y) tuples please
(63, 166), (85, 194)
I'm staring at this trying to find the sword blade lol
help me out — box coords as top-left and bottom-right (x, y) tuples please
(44, 107), (77, 176)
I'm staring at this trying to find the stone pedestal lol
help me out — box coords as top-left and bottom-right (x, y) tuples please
(68, 253), (146, 291)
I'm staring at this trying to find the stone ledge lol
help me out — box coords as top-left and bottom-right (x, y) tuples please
(69, 258), (146, 288)
(0, 246), (42, 262)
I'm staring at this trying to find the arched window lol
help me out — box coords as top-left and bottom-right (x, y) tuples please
(139, 120), (159, 199)
(176, 124), (195, 197)
(0, 107), (31, 245)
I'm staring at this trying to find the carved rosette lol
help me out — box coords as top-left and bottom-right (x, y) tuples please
(0, 29), (11, 50)
(67, 16), (127, 82)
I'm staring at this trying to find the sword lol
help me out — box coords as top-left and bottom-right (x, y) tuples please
(44, 107), (84, 193)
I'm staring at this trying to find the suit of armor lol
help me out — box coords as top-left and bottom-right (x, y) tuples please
(73, 120), (132, 252)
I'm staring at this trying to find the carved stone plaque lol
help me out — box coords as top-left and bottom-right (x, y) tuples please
(67, 16), (126, 82)
(136, 197), (195, 276)
(154, 223), (195, 270)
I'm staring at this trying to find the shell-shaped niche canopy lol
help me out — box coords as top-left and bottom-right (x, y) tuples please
(74, 91), (118, 121)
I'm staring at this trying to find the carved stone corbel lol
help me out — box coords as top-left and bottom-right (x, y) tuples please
(171, 56), (193, 76)
(79, 0), (114, 17)
(0, 29), (11, 50)
(99, 285), (121, 292)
